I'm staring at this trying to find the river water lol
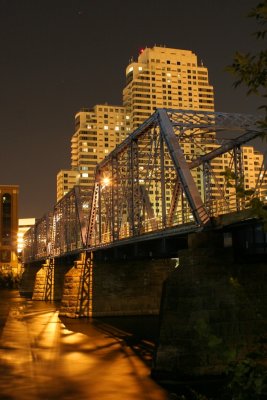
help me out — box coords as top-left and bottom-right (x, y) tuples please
(0, 290), (177, 400)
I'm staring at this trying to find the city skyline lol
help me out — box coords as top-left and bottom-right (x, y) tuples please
(57, 46), (215, 201)
(0, 0), (264, 218)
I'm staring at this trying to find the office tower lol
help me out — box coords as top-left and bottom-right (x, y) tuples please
(123, 46), (214, 131)
(0, 185), (19, 273)
(57, 170), (79, 202)
(57, 105), (127, 201)
(71, 105), (127, 186)
(123, 46), (215, 203)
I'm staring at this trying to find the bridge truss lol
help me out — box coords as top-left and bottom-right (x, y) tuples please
(23, 109), (266, 262)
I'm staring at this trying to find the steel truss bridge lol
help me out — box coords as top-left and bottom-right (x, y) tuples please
(23, 108), (266, 263)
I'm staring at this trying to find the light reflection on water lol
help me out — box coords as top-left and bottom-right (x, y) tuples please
(0, 290), (169, 400)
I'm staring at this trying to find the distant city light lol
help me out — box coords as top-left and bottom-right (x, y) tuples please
(17, 232), (24, 253)
(102, 177), (110, 187)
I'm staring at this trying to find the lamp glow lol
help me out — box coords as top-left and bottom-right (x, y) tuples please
(102, 177), (110, 187)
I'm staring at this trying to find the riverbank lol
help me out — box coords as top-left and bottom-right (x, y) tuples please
(1, 290), (266, 399)
(0, 271), (20, 289)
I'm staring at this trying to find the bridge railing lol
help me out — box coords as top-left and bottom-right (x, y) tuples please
(23, 186), (92, 262)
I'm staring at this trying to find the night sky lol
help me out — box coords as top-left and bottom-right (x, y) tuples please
(0, 0), (264, 219)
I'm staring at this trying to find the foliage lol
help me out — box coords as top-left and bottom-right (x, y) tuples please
(249, 197), (267, 229)
(220, 166), (267, 228)
(220, 167), (255, 197)
(226, 1), (267, 133)
(0, 271), (20, 289)
(223, 343), (267, 400)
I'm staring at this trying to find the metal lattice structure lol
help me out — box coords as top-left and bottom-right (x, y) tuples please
(23, 186), (92, 262)
(23, 109), (266, 262)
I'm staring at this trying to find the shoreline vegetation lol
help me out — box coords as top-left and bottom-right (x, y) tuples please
(0, 271), (21, 289)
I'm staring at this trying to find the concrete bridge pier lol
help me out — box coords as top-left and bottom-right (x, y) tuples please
(152, 230), (267, 379)
(32, 259), (54, 301)
(20, 263), (42, 298)
(20, 258), (74, 302)
(59, 252), (91, 318)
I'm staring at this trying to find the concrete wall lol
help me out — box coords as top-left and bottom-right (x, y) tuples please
(153, 231), (267, 378)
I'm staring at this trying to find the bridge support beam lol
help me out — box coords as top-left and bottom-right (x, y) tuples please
(152, 230), (267, 379)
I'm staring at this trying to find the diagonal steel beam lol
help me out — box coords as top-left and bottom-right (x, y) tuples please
(74, 186), (87, 248)
(189, 129), (264, 170)
(157, 108), (210, 226)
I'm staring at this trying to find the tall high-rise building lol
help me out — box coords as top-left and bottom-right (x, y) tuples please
(122, 46), (215, 201)
(123, 46), (214, 130)
(71, 105), (127, 186)
(56, 105), (127, 200)
(56, 170), (79, 202)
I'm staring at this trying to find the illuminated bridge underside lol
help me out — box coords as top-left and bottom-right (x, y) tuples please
(24, 109), (265, 262)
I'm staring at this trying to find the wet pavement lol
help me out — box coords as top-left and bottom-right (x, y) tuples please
(0, 290), (171, 400)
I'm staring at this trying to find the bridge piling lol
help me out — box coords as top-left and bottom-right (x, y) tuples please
(32, 260), (54, 301)
(152, 229), (267, 379)
(20, 263), (43, 298)
(59, 253), (89, 318)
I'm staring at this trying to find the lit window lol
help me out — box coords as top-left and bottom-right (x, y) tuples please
(82, 173), (88, 178)
(126, 115), (130, 120)
(115, 126), (119, 131)
(138, 66), (143, 71)
(104, 125), (108, 130)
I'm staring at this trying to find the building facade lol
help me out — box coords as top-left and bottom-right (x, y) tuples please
(56, 170), (79, 202)
(123, 46), (215, 201)
(57, 105), (128, 200)
(123, 46), (214, 130)
(0, 185), (19, 273)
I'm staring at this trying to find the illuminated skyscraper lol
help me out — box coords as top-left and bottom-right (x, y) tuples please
(56, 170), (79, 202)
(123, 46), (214, 130)
(57, 105), (127, 200)
(122, 46), (215, 200)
